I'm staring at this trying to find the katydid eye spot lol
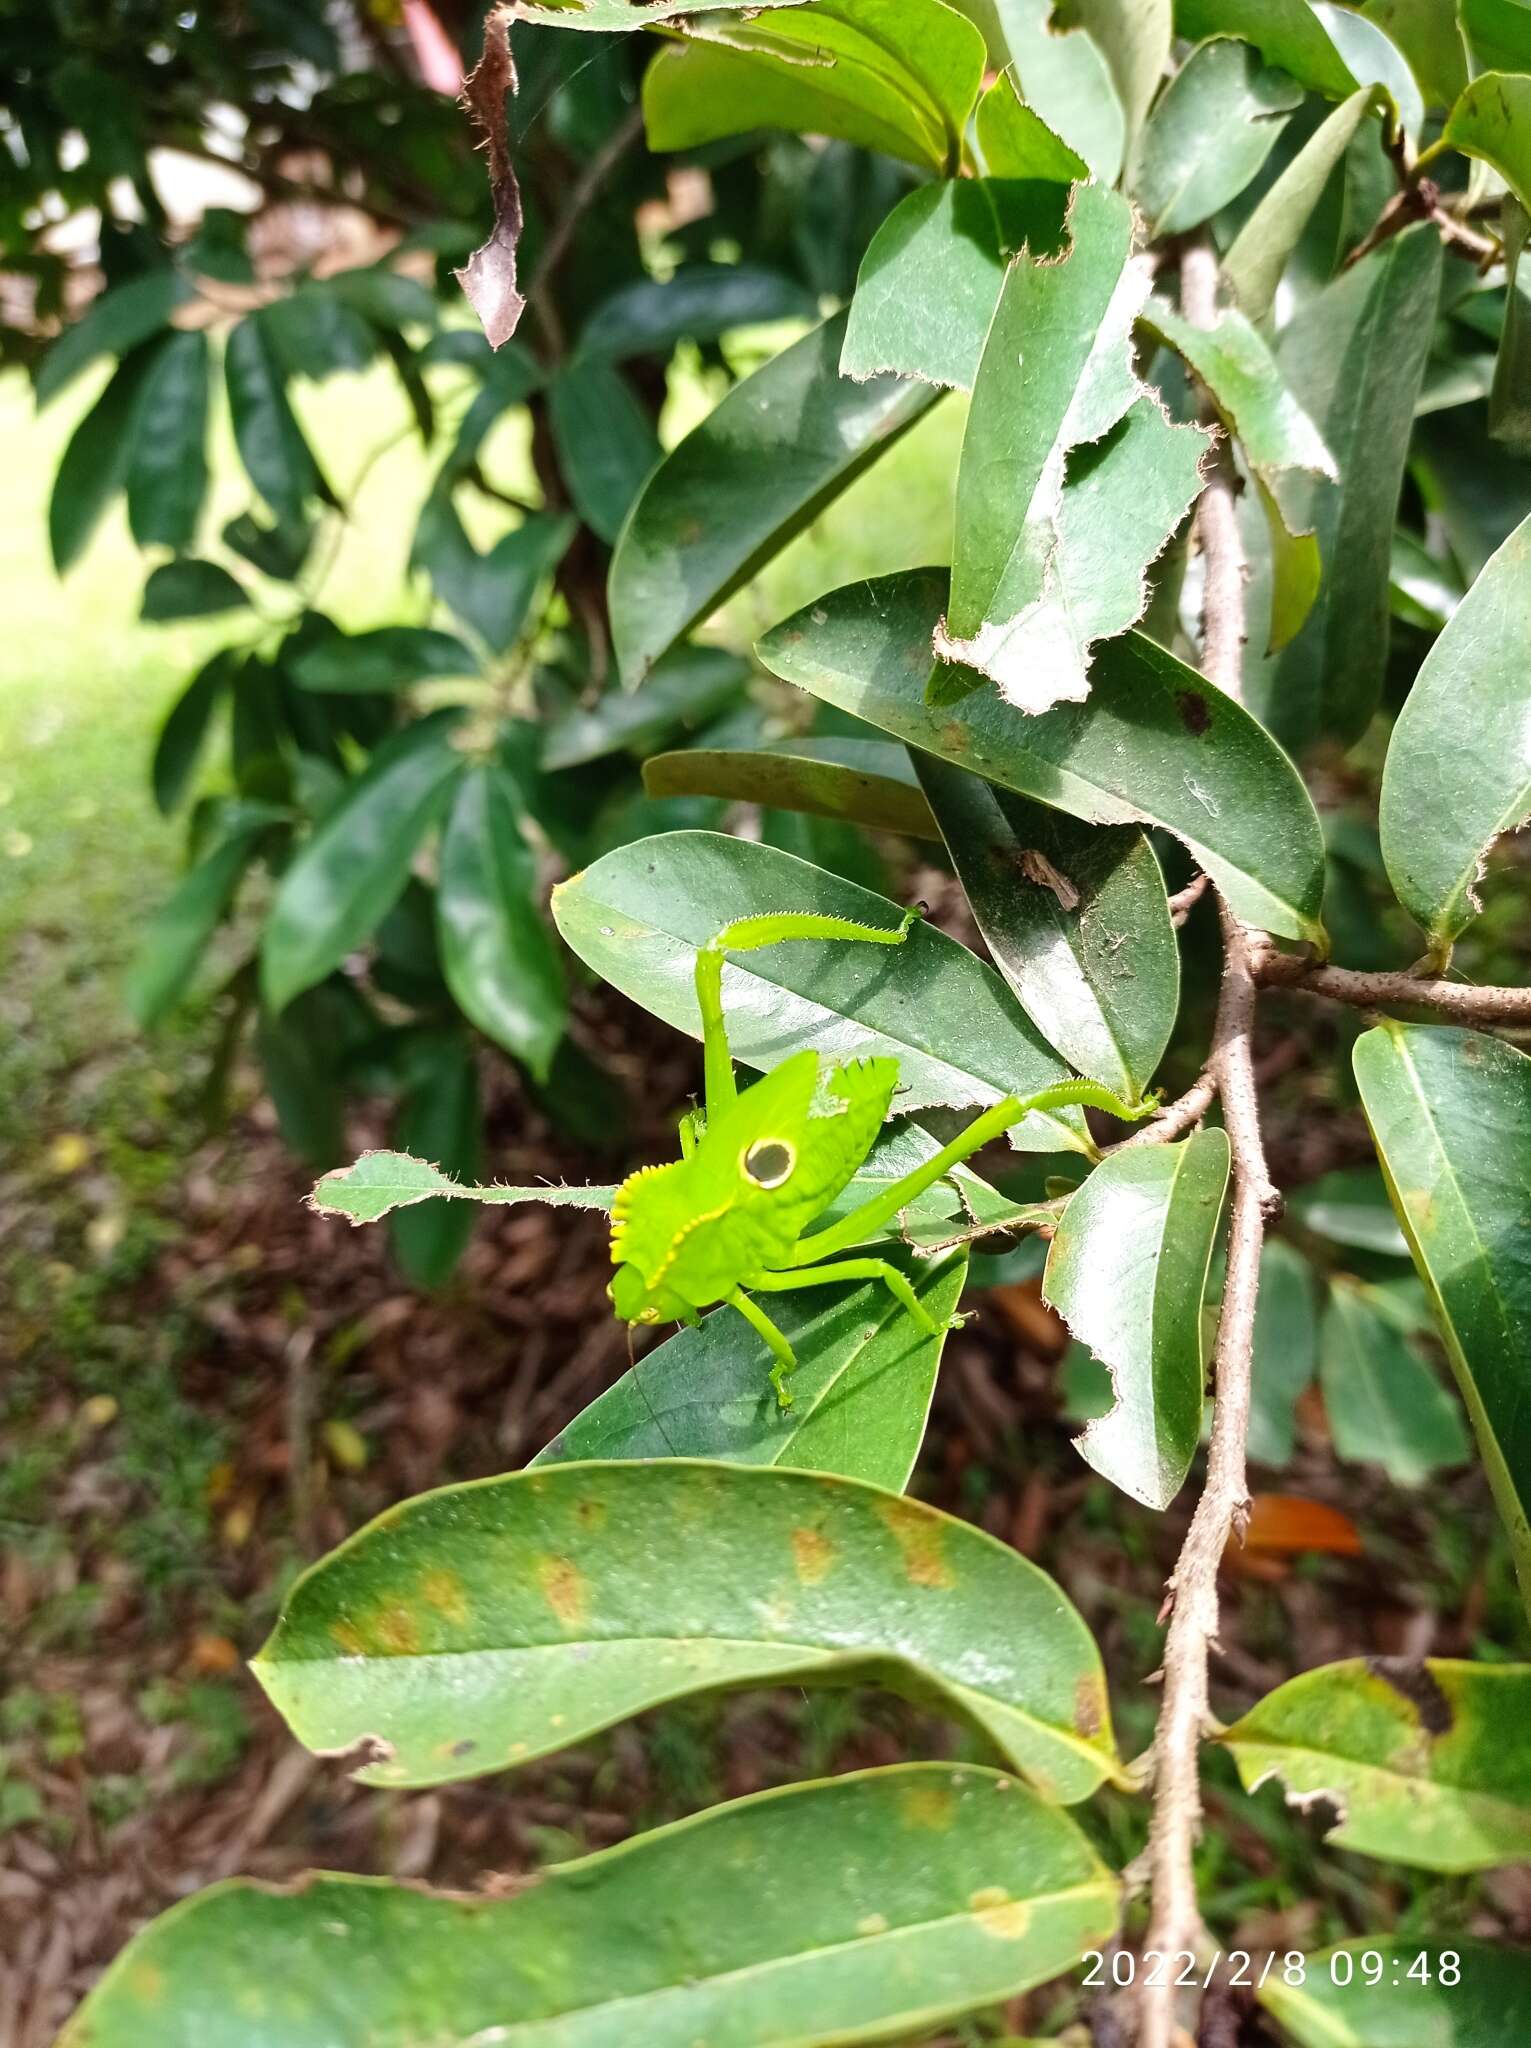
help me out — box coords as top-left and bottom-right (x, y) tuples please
(744, 1139), (795, 1188)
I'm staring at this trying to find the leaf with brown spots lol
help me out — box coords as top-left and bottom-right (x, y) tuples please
(59, 1765), (1120, 2048)
(253, 1460), (1123, 1801)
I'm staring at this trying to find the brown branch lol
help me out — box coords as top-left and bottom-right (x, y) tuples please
(1251, 947), (1531, 1023)
(1138, 247), (1275, 2048)
(1167, 872), (1210, 928)
(1108, 1069), (1217, 1153)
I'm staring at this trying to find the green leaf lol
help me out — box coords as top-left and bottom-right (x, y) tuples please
(59, 1763), (1120, 2048)
(609, 313), (936, 688)
(1461, 0), (1531, 73)
(140, 558), (248, 622)
(225, 309), (331, 530)
(1491, 201), (1531, 458)
(1290, 1167), (1408, 1256)
(973, 72), (1090, 182)
(535, 1249), (968, 1489)
(1314, 1), (1424, 135)
(916, 758), (1177, 1101)
(126, 328), (210, 551)
(437, 759), (566, 1082)
(1379, 511), (1531, 951)
(550, 830), (1090, 1151)
(1358, 0), (1467, 106)
(643, 736), (940, 839)
(1443, 71), (1531, 216)
(1223, 1660), (1531, 1873)
(390, 1031), (481, 1290)
(35, 267), (191, 407)
(1223, 87), (1387, 324)
(1246, 1237), (1319, 1466)
(840, 179), (1068, 394)
(642, 0), (988, 174)
(542, 646), (750, 771)
(1320, 1278), (1471, 1487)
(254, 1459), (1121, 1799)
(125, 823), (265, 1029)
(1245, 227), (1443, 750)
(413, 502), (576, 657)
(260, 713), (465, 1015)
(223, 509), (313, 583)
(48, 339), (162, 573)
(1064, 0), (1172, 151)
(1390, 527), (1463, 631)
(1354, 1022), (1531, 1619)
(1145, 296), (1336, 651)
(758, 570), (1329, 944)
(255, 984), (354, 1168)
(988, 0), (1127, 181)
(151, 650), (238, 816)
(288, 624), (478, 694)
(576, 264), (818, 361)
(549, 358), (659, 545)
(937, 183), (1211, 708)
(1261, 1938), (1531, 2045)
(310, 1150), (616, 1225)
(1173, 0), (1358, 98)
(1134, 39), (1303, 237)
(1043, 1130), (1230, 1509)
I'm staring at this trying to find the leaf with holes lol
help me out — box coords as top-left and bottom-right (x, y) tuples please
(1044, 1130), (1229, 1509)
(989, 0), (1127, 180)
(253, 1460), (1123, 1800)
(1222, 1660), (1531, 1872)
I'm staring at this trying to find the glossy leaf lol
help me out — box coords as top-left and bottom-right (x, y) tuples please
(1134, 39), (1302, 237)
(1223, 87), (1386, 324)
(990, 0), (1127, 181)
(390, 1031), (480, 1290)
(288, 624), (477, 694)
(1247, 1238), (1319, 1467)
(642, 0), (988, 174)
(973, 72), (1090, 183)
(1443, 71), (1531, 217)
(916, 757), (1177, 1101)
(48, 340), (161, 572)
(140, 558), (247, 621)
(1354, 1022), (1531, 1617)
(260, 712), (465, 1015)
(550, 830), (1090, 1151)
(125, 824), (264, 1029)
(1065, 0), (1172, 150)
(126, 328), (210, 551)
(61, 1764), (1119, 2048)
(758, 570), (1329, 944)
(413, 502), (575, 657)
(1492, 201), (1531, 458)
(35, 267), (191, 407)
(549, 358), (659, 545)
(644, 737), (940, 839)
(536, 1249), (968, 1489)
(1312, 1), (1423, 135)
(311, 1150), (616, 1224)
(1044, 1129), (1230, 1509)
(609, 313), (936, 688)
(1261, 1939), (1531, 2045)
(225, 309), (331, 530)
(841, 179), (1068, 393)
(152, 649), (238, 816)
(1174, 0), (1358, 98)
(1320, 1279), (1471, 1487)
(1461, 0), (1531, 73)
(1145, 296), (1335, 650)
(1223, 1659), (1531, 1872)
(1246, 227), (1443, 750)
(437, 759), (565, 1082)
(542, 646), (750, 771)
(938, 183), (1210, 709)
(254, 1459), (1121, 1800)
(1359, 0), (1467, 106)
(1380, 512), (1531, 951)
(576, 264), (818, 361)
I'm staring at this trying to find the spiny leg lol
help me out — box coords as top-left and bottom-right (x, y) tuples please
(693, 906), (921, 1123)
(789, 1078), (1150, 1265)
(752, 1257), (947, 1336)
(727, 1285), (800, 1409)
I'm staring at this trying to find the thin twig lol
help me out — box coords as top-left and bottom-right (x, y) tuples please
(1179, 240), (1247, 703)
(1167, 872), (1210, 928)
(1108, 1070), (1217, 1152)
(1251, 947), (1531, 1023)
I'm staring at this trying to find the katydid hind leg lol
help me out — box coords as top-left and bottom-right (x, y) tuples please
(753, 1256), (951, 1336)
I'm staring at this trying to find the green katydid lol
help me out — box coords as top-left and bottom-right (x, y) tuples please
(608, 907), (1153, 1407)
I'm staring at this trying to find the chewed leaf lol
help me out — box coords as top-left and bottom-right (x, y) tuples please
(1044, 1130), (1230, 1509)
(937, 184), (1210, 711)
(1221, 1659), (1531, 1873)
(309, 1150), (617, 1225)
(452, 12), (526, 348)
